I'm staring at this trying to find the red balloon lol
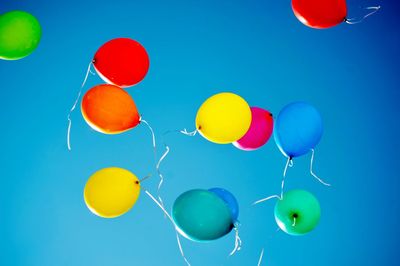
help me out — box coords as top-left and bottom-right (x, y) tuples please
(93, 38), (150, 88)
(292, 0), (347, 29)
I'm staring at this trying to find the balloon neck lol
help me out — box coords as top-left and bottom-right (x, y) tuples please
(229, 223), (235, 231)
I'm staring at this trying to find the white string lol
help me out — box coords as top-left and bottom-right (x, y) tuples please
(140, 119), (157, 161)
(144, 190), (173, 221)
(155, 128), (197, 194)
(283, 156), (292, 178)
(292, 216), (296, 227)
(281, 157), (293, 199)
(144, 190), (191, 266)
(257, 248), (264, 266)
(156, 145), (170, 192)
(139, 174), (151, 183)
(310, 149), (331, 186)
(229, 223), (242, 256)
(252, 194), (281, 206)
(66, 62), (95, 151)
(345, 6), (381, 24)
(180, 128), (198, 136)
(176, 231), (191, 266)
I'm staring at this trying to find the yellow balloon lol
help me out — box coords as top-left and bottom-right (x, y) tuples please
(195, 92), (252, 144)
(84, 167), (140, 218)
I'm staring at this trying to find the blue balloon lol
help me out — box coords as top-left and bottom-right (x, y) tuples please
(274, 102), (323, 158)
(209, 188), (239, 222)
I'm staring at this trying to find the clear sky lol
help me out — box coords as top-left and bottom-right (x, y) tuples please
(1, 0), (399, 265)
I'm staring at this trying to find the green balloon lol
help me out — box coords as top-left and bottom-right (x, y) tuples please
(0, 11), (41, 60)
(274, 190), (321, 236)
(172, 189), (234, 242)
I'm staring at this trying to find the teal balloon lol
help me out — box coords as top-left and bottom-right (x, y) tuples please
(172, 189), (234, 241)
(274, 102), (323, 158)
(274, 190), (321, 236)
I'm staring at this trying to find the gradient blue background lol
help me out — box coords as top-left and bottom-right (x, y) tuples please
(1, 0), (398, 265)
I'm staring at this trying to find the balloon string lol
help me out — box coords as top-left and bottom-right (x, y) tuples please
(144, 190), (173, 221)
(152, 128), (197, 215)
(252, 194), (281, 206)
(140, 118), (157, 163)
(67, 62), (95, 151)
(155, 128), (197, 196)
(292, 217), (296, 227)
(144, 190), (191, 266)
(176, 231), (191, 266)
(310, 149), (331, 186)
(281, 157), (293, 199)
(345, 6), (381, 24)
(257, 248), (264, 266)
(156, 145), (170, 192)
(140, 174), (152, 183)
(229, 222), (242, 256)
(180, 128), (198, 136)
(140, 119), (170, 211)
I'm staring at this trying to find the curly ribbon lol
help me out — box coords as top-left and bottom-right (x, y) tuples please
(67, 62), (95, 151)
(281, 157), (293, 198)
(345, 6), (381, 24)
(144, 189), (191, 266)
(252, 194), (281, 206)
(310, 149), (331, 186)
(257, 248), (264, 266)
(155, 128), (197, 195)
(229, 222), (242, 256)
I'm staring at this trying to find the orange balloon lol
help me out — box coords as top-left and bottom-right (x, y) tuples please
(81, 84), (140, 134)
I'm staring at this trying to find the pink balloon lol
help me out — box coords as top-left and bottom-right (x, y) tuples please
(233, 107), (274, 151)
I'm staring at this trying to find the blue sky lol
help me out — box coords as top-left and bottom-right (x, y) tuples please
(0, 0), (399, 265)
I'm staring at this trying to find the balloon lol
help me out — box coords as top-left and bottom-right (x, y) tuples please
(0, 11), (41, 60)
(274, 190), (321, 235)
(274, 101), (323, 158)
(81, 84), (140, 134)
(292, 0), (347, 29)
(209, 188), (239, 222)
(93, 38), (150, 88)
(233, 107), (274, 151)
(84, 167), (141, 218)
(172, 189), (234, 241)
(195, 92), (251, 144)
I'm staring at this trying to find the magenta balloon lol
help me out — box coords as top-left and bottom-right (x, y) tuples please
(233, 107), (274, 151)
